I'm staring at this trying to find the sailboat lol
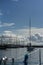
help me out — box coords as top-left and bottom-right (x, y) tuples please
(27, 43), (34, 52)
(27, 18), (35, 52)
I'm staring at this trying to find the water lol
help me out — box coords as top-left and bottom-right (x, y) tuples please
(0, 48), (27, 65)
(0, 48), (43, 65)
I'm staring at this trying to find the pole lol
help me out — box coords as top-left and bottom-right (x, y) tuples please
(29, 18), (31, 44)
(39, 49), (41, 65)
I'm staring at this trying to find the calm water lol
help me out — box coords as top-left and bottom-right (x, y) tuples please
(0, 48), (43, 65)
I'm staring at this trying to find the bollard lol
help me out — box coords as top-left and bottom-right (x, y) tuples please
(0, 58), (2, 65)
(39, 49), (41, 65)
(12, 58), (14, 65)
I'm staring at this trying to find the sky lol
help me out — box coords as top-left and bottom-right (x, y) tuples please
(0, 0), (43, 44)
(0, 0), (43, 35)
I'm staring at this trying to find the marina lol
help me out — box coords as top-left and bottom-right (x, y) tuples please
(0, 0), (43, 65)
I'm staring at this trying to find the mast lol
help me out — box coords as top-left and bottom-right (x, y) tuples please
(29, 18), (31, 45)
(27, 17), (34, 52)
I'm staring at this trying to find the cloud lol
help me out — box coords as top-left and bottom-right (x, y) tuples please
(3, 31), (16, 37)
(15, 27), (43, 44)
(3, 23), (15, 27)
(1, 31), (17, 44)
(2, 30), (26, 45)
(0, 27), (43, 45)
(29, 33), (43, 42)
(0, 22), (15, 27)
(16, 28), (43, 43)
(16, 28), (29, 38)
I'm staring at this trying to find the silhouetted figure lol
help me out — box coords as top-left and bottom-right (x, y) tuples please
(3, 59), (7, 65)
(0, 58), (2, 65)
(12, 58), (14, 65)
(3, 56), (8, 65)
(23, 54), (28, 65)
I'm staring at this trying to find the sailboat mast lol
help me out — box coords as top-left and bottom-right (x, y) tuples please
(29, 18), (31, 45)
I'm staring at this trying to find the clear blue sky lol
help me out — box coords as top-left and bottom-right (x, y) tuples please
(0, 0), (43, 33)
